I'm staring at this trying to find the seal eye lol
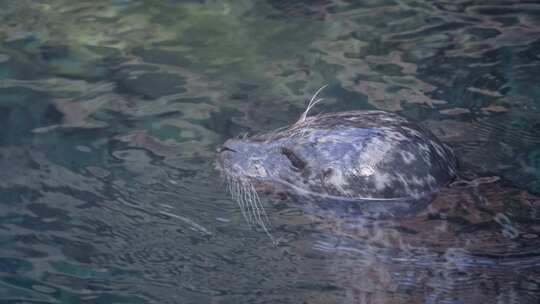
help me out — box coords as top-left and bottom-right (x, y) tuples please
(281, 147), (306, 170)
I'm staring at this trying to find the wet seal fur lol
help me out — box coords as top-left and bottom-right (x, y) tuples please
(216, 88), (458, 238)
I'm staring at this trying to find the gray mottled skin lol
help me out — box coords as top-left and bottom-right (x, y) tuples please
(216, 110), (457, 216)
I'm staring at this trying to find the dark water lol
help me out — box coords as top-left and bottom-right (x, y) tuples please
(0, 0), (539, 303)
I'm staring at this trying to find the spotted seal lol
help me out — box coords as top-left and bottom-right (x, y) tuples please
(216, 88), (457, 234)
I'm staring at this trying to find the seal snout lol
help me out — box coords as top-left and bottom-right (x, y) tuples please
(216, 139), (247, 172)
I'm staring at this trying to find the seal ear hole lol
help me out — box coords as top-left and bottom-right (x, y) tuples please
(280, 147), (306, 170)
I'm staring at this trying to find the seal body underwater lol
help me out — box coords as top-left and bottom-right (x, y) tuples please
(216, 106), (458, 226)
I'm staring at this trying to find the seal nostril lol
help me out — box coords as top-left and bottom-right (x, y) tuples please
(218, 146), (237, 153)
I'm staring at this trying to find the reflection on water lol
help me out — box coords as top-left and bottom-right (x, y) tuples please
(0, 0), (539, 303)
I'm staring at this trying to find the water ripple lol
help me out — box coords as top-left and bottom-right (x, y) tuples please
(0, 0), (539, 303)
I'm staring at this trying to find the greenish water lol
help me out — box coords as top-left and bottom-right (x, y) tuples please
(0, 0), (539, 303)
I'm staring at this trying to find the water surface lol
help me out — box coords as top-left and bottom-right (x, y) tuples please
(0, 1), (539, 303)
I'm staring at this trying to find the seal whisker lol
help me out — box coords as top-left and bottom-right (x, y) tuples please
(241, 181), (253, 222)
(247, 182), (274, 243)
(296, 84), (328, 125)
(244, 180), (262, 227)
(241, 180), (256, 225)
(229, 177), (252, 226)
(226, 176), (275, 242)
(246, 184), (264, 225)
(240, 181), (255, 226)
(249, 182), (272, 228)
(232, 180), (245, 222)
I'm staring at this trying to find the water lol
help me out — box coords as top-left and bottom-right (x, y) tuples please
(0, 0), (539, 303)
